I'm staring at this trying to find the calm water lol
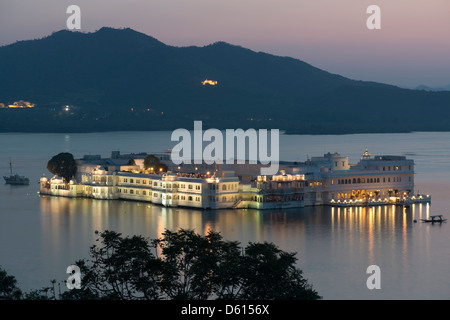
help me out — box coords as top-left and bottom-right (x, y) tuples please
(0, 131), (449, 300)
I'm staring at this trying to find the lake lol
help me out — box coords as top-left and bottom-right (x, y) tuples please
(1, 131), (449, 299)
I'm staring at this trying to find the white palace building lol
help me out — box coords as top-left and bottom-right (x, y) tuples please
(39, 149), (430, 209)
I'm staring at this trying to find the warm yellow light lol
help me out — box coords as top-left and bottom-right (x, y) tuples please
(202, 79), (218, 86)
(159, 168), (163, 172)
(7, 100), (35, 108)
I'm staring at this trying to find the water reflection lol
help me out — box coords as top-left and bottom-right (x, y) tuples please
(39, 195), (426, 256)
(39, 196), (440, 299)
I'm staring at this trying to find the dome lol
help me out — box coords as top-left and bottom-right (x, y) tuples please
(361, 148), (371, 159)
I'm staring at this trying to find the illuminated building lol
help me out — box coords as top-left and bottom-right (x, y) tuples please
(39, 149), (430, 209)
(290, 150), (421, 206)
(201, 79), (218, 86)
(6, 100), (35, 108)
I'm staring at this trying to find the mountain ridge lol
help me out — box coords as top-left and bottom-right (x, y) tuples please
(0, 27), (449, 134)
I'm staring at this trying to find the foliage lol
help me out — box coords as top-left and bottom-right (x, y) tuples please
(0, 266), (22, 300)
(154, 229), (241, 299)
(46, 152), (77, 182)
(240, 242), (320, 299)
(62, 231), (162, 300)
(143, 155), (167, 173)
(2, 229), (321, 300)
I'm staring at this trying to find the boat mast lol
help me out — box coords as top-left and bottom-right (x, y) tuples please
(9, 157), (12, 175)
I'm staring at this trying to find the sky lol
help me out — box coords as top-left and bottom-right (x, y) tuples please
(0, 0), (449, 88)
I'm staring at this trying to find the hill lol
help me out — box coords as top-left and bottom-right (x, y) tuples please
(1, 27), (450, 134)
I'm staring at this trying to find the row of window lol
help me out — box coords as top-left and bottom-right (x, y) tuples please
(118, 177), (239, 192)
(253, 194), (304, 202)
(381, 165), (412, 171)
(116, 187), (238, 203)
(332, 176), (409, 185)
(208, 195), (238, 202)
(119, 178), (202, 190)
(117, 188), (202, 202)
(208, 183), (239, 191)
(256, 181), (305, 189)
(51, 185), (69, 190)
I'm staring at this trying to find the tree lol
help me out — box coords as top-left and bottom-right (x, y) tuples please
(62, 231), (162, 300)
(154, 229), (238, 299)
(20, 229), (321, 300)
(47, 152), (77, 182)
(0, 266), (22, 300)
(239, 242), (321, 300)
(143, 155), (167, 173)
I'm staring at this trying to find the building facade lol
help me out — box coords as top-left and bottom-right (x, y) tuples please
(39, 149), (430, 209)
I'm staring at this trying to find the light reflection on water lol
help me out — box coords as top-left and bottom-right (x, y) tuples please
(1, 131), (449, 299)
(36, 195), (446, 300)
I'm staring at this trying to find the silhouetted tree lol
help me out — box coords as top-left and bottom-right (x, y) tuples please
(47, 152), (77, 182)
(240, 242), (320, 299)
(18, 229), (320, 300)
(62, 231), (162, 300)
(154, 229), (235, 299)
(0, 266), (22, 300)
(143, 155), (167, 173)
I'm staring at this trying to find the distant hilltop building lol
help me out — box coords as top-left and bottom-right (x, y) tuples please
(0, 100), (35, 108)
(39, 149), (430, 210)
(202, 79), (218, 86)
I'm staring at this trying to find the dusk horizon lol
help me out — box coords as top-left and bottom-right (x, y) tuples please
(3, 25), (449, 92)
(1, 0), (449, 88)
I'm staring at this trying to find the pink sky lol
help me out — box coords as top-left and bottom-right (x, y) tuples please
(1, 0), (449, 87)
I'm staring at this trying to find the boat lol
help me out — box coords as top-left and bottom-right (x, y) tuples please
(420, 215), (447, 223)
(3, 158), (29, 185)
